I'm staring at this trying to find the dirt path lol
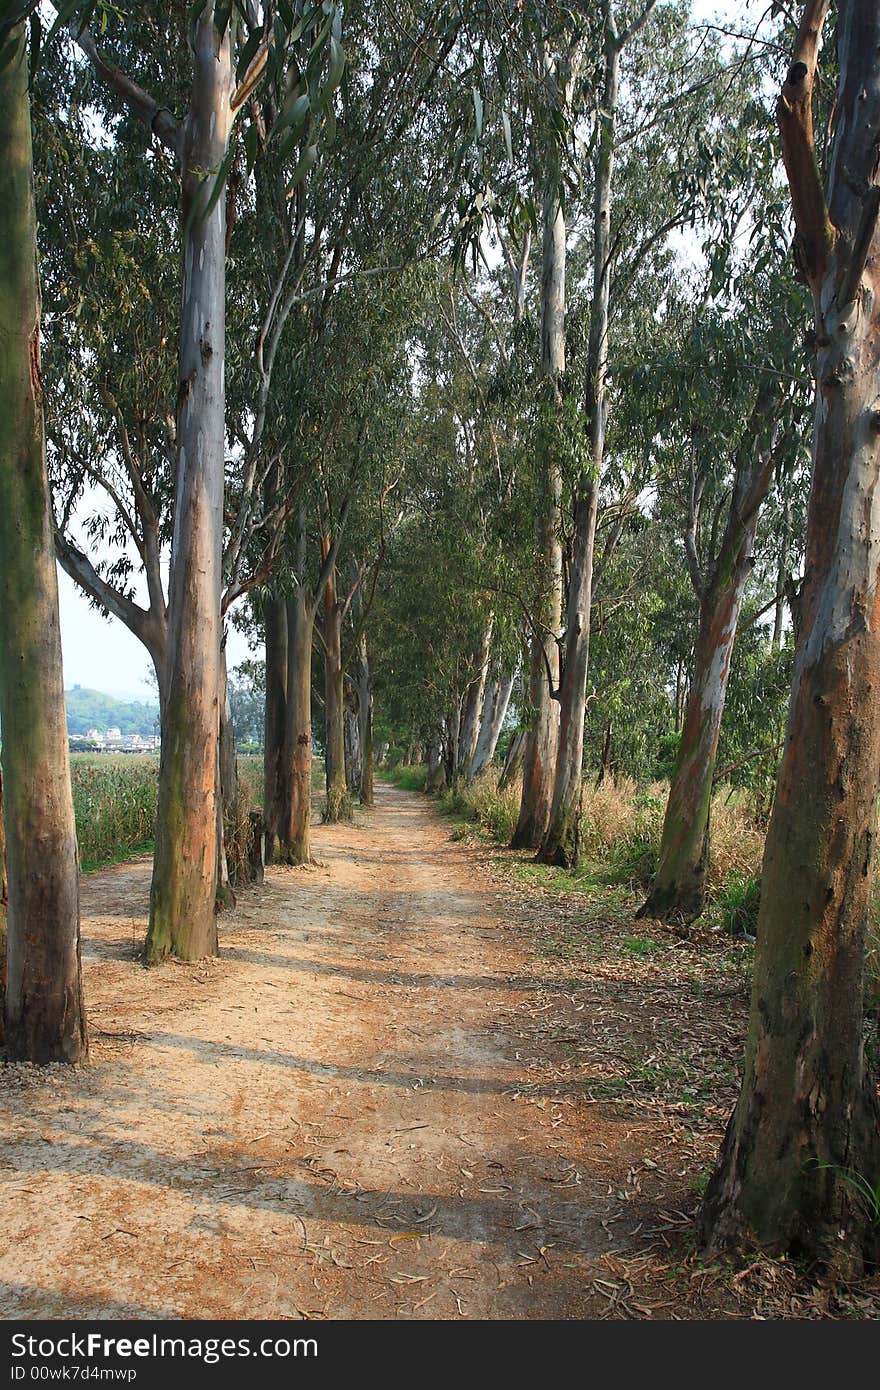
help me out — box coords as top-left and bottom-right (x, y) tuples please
(0, 782), (659, 1321)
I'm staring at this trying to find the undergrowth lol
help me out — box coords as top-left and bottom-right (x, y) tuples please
(390, 765), (765, 930)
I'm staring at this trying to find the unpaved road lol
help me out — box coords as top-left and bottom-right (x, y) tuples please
(0, 783), (642, 1320)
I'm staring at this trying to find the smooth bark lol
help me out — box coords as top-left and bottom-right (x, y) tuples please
(147, 9), (232, 962)
(468, 671), (515, 782)
(0, 28), (87, 1062)
(539, 13), (618, 868)
(642, 397), (778, 920)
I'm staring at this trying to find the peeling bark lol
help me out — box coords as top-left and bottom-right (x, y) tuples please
(0, 27), (87, 1061)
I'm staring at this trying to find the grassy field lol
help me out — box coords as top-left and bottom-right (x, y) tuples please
(71, 753), (265, 871)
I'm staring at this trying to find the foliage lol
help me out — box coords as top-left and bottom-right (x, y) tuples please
(65, 686), (159, 737)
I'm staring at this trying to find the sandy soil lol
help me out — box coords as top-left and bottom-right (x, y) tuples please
(0, 782), (653, 1321)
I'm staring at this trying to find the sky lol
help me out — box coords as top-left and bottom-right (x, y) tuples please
(54, 0), (768, 702)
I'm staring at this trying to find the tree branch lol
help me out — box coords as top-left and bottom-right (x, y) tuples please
(68, 19), (180, 155)
(776, 0), (834, 301)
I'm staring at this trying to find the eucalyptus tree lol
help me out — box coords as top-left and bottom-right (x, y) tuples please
(703, 0), (880, 1269)
(22, 0), (346, 958)
(633, 288), (809, 921)
(0, 17), (86, 1062)
(506, 5), (594, 849)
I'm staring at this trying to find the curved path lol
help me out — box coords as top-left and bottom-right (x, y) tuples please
(0, 783), (623, 1320)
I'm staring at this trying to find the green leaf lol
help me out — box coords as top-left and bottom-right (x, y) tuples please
(235, 26), (263, 83)
(285, 141), (318, 197)
(322, 32), (344, 101)
(501, 109), (512, 165)
(203, 136), (237, 220)
(275, 90), (310, 140)
(472, 86), (483, 141)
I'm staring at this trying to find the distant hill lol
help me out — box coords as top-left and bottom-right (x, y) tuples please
(66, 686), (160, 737)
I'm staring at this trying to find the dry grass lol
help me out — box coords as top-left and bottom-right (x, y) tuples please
(447, 769), (765, 891)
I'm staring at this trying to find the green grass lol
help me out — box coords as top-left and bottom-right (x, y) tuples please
(623, 934), (660, 955)
(71, 753), (265, 871)
(71, 754), (159, 870)
(706, 871), (761, 937)
(383, 764), (428, 792)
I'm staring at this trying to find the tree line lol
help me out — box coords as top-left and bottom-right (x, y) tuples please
(0, 0), (878, 1272)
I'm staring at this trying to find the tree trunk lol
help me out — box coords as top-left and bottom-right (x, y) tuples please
(702, 0), (880, 1268)
(443, 710), (460, 789)
(499, 727), (526, 792)
(262, 596), (288, 863)
(280, 587), (315, 865)
(459, 619), (493, 781)
(0, 772), (6, 1048)
(511, 147), (564, 849)
(0, 27), (87, 1062)
(538, 484), (599, 867)
(147, 9), (231, 962)
(217, 644), (240, 897)
(468, 671), (515, 781)
(357, 635), (374, 806)
(772, 502), (792, 650)
(343, 680), (361, 796)
(539, 24), (619, 870)
(640, 535), (760, 921)
(426, 737), (446, 793)
(322, 561), (350, 822)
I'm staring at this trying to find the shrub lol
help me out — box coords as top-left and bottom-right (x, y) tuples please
(384, 764), (428, 792)
(712, 871), (761, 937)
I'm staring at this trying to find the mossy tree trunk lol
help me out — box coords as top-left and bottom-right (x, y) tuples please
(147, 9), (232, 962)
(702, 0), (880, 1269)
(0, 26), (87, 1062)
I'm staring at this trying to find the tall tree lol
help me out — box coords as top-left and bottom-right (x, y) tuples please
(0, 21), (87, 1062)
(702, 0), (880, 1269)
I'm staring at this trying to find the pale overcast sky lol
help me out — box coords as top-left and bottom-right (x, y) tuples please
(54, 0), (773, 701)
